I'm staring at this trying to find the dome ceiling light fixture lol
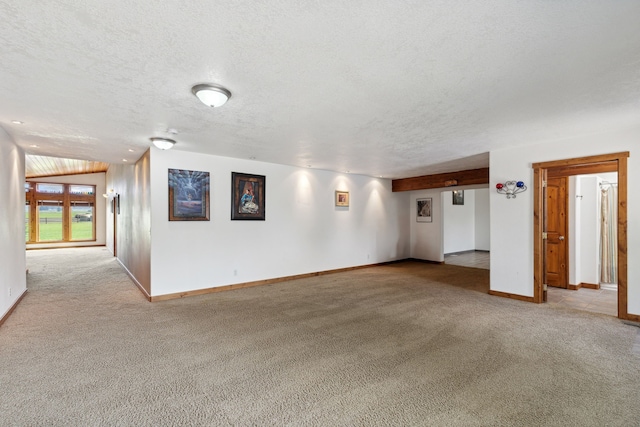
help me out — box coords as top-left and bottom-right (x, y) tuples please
(191, 83), (231, 107)
(150, 137), (176, 150)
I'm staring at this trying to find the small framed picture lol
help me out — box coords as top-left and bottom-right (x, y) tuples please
(231, 172), (266, 220)
(335, 190), (349, 207)
(452, 190), (464, 205)
(416, 198), (432, 222)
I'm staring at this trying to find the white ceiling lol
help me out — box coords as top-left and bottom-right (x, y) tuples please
(2, 1), (639, 179)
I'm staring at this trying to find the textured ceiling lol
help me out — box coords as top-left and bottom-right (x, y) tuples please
(1, 1), (639, 179)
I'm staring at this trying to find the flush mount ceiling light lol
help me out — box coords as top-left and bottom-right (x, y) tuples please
(150, 137), (176, 150)
(191, 84), (231, 107)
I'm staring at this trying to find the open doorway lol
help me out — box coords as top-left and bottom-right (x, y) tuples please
(532, 152), (629, 320)
(442, 188), (490, 270)
(545, 172), (618, 316)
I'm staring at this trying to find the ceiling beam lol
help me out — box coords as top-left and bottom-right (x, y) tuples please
(392, 167), (489, 192)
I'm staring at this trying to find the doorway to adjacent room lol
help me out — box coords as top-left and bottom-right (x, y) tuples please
(532, 152), (629, 320)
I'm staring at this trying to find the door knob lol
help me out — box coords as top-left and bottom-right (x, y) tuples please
(559, 236), (565, 240)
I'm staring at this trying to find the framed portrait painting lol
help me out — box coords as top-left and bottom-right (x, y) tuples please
(416, 198), (432, 222)
(168, 169), (210, 221)
(231, 172), (265, 220)
(335, 190), (349, 207)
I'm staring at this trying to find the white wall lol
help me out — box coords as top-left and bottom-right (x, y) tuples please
(578, 176), (600, 285)
(474, 188), (490, 251)
(0, 127), (27, 320)
(106, 151), (151, 295)
(489, 126), (638, 316)
(410, 189), (445, 262)
(26, 172), (107, 249)
(443, 190), (476, 254)
(148, 148), (409, 297)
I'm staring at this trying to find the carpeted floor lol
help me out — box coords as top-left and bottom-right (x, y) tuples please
(1, 247), (639, 426)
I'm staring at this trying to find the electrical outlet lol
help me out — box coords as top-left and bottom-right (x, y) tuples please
(234, 269), (238, 276)
(8, 287), (11, 297)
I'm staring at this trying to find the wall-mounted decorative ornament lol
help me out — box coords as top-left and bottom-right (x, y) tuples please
(496, 181), (527, 199)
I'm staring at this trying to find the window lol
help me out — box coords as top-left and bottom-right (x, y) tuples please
(69, 185), (94, 196)
(26, 182), (96, 243)
(36, 183), (64, 194)
(37, 200), (63, 241)
(70, 201), (94, 241)
(25, 201), (30, 243)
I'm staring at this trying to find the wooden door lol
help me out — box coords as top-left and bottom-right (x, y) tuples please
(545, 177), (568, 289)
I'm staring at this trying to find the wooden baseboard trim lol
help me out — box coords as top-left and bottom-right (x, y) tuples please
(116, 259), (152, 302)
(623, 313), (640, 323)
(488, 290), (536, 303)
(0, 289), (28, 328)
(150, 261), (405, 302)
(406, 258), (445, 265)
(26, 244), (106, 251)
(568, 282), (600, 291)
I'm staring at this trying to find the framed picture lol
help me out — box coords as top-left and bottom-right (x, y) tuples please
(453, 190), (464, 205)
(416, 198), (432, 222)
(168, 169), (210, 221)
(335, 190), (349, 207)
(231, 172), (265, 220)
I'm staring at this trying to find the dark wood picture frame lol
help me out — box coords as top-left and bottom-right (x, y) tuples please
(231, 172), (265, 220)
(416, 198), (432, 222)
(452, 190), (464, 205)
(168, 169), (210, 221)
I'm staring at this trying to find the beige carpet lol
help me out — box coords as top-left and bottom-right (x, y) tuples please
(1, 247), (639, 426)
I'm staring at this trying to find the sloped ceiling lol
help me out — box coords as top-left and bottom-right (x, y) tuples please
(1, 1), (640, 179)
(25, 155), (109, 179)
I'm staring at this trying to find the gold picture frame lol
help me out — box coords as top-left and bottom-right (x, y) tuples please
(335, 190), (349, 207)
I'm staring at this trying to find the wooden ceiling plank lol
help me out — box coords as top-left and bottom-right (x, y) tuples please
(25, 155), (110, 178)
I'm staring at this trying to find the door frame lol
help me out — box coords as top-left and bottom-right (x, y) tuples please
(532, 152), (629, 319)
